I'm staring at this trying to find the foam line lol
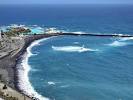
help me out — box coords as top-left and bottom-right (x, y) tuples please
(52, 45), (98, 53)
(17, 38), (53, 100)
(107, 41), (127, 47)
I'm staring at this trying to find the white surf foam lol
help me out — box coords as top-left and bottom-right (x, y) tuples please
(73, 42), (79, 44)
(32, 52), (39, 56)
(107, 41), (127, 47)
(120, 37), (133, 41)
(107, 36), (133, 47)
(30, 68), (40, 72)
(10, 24), (26, 28)
(48, 81), (56, 85)
(45, 27), (65, 34)
(17, 38), (54, 100)
(72, 31), (87, 34)
(52, 45), (98, 53)
(60, 85), (70, 88)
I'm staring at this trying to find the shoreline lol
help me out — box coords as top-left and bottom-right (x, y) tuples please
(16, 37), (54, 100)
(0, 33), (60, 99)
(15, 34), (60, 87)
(15, 34), (60, 99)
(1, 32), (133, 99)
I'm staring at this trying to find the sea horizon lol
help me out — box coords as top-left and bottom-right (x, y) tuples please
(0, 4), (133, 100)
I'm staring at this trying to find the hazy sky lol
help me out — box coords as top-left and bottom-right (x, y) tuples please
(0, 0), (133, 4)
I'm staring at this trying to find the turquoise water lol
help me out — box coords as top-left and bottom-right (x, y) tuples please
(29, 36), (133, 100)
(1, 4), (133, 100)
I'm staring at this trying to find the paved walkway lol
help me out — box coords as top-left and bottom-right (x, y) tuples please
(0, 82), (31, 100)
(0, 98), (4, 100)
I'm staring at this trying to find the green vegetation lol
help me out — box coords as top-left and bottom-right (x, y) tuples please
(4, 27), (31, 37)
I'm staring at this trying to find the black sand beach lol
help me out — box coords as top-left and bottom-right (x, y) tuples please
(0, 33), (60, 99)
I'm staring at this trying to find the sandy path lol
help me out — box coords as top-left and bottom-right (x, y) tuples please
(0, 82), (31, 100)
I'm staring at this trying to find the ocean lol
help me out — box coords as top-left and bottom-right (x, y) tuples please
(1, 4), (133, 100)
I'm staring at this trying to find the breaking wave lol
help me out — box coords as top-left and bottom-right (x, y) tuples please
(16, 38), (52, 100)
(107, 41), (127, 47)
(72, 31), (87, 34)
(47, 81), (56, 85)
(107, 37), (133, 47)
(52, 45), (98, 53)
(120, 37), (133, 41)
